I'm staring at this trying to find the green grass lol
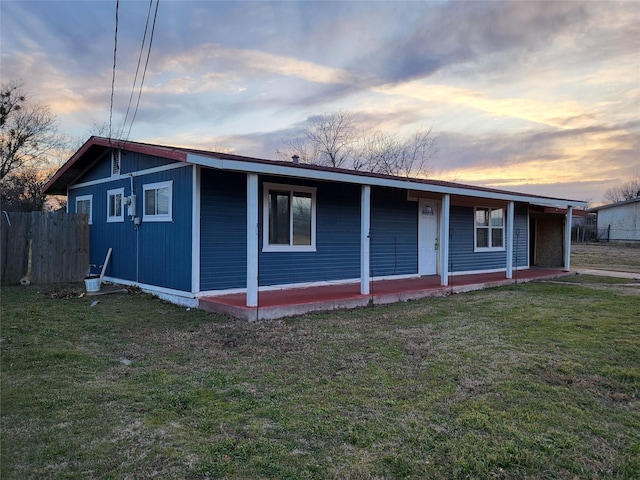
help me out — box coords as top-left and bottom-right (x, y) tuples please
(1, 281), (639, 479)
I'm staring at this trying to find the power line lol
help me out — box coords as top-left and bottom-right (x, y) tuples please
(122, 0), (154, 136)
(125, 0), (160, 141)
(109, 0), (120, 141)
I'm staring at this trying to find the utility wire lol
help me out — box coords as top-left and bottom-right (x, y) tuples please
(122, 0), (154, 138)
(126, 0), (160, 141)
(109, 0), (120, 141)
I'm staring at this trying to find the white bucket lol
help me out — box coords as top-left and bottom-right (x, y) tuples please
(84, 277), (101, 293)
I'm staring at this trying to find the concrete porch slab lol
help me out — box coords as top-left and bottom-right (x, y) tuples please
(199, 268), (569, 321)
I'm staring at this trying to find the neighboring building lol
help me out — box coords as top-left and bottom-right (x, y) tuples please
(43, 137), (586, 311)
(588, 196), (640, 242)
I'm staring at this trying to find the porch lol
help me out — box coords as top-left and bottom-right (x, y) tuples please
(199, 268), (569, 321)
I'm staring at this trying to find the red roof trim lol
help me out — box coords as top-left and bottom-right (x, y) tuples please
(43, 136), (188, 194)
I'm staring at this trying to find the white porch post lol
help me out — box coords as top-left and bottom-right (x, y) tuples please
(564, 206), (573, 271)
(191, 165), (201, 293)
(360, 185), (371, 295)
(506, 201), (515, 279)
(246, 173), (259, 307)
(440, 194), (450, 286)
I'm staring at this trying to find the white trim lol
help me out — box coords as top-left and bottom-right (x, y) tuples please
(192, 165), (201, 293)
(449, 266), (529, 277)
(360, 185), (371, 295)
(564, 206), (572, 271)
(506, 201), (514, 279)
(247, 174), (259, 307)
(196, 273), (421, 298)
(418, 199), (439, 276)
(526, 208), (530, 268)
(474, 206), (506, 252)
(106, 187), (125, 223)
(262, 182), (317, 252)
(187, 153), (587, 208)
(440, 194), (450, 286)
(75, 194), (93, 225)
(102, 276), (197, 307)
(142, 180), (173, 222)
(68, 162), (190, 191)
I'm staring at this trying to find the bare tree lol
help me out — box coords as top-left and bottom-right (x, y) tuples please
(280, 110), (358, 168)
(0, 166), (54, 212)
(603, 175), (640, 204)
(279, 110), (437, 178)
(0, 81), (63, 179)
(365, 128), (437, 178)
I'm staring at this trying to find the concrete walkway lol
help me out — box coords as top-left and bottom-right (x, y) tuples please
(575, 269), (640, 280)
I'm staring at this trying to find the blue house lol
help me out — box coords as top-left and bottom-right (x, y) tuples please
(44, 137), (585, 316)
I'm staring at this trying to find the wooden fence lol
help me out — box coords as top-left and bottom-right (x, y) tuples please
(0, 212), (89, 285)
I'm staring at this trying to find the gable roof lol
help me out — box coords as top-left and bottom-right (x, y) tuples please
(44, 136), (587, 208)
(587, 196), (640, 212)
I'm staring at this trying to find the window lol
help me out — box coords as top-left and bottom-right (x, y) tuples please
(475, 207), (504, 250)
(263, 183), (316, 252)
(143, 181), (172, 222)
(112, 150), (121, 176)
(76, 195), (92, 225)
(107, 188), (125, 222)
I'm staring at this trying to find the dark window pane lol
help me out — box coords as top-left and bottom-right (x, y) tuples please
(492, 228), (504, 247)
(145, 189), (155, 215)
(292, 192), (311, 245)
(476, 228), (488, 248)
(269, 191), (290, 244)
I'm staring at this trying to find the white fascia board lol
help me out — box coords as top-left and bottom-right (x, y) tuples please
(187, 154), (587, 208)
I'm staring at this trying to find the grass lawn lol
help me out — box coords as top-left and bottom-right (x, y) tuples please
(571, 242), (640, 274)
(1, 279), (639, 479)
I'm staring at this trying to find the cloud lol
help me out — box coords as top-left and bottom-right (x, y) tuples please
(156, 43), (357, 87)
(351, 2), (590, 84)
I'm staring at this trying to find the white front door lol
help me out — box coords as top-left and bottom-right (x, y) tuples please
(418, 199), (439, 275)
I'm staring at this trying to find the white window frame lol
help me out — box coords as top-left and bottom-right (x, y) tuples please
(262, 182), (316, 252)
(111, 149), (121, 176)
(106, 188), (125, 223)
(474, 206), (505, 252)
(76, 194), (92, 225)
(143, 180), (173, 222)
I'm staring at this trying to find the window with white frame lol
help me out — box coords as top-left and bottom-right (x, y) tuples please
(107, 188), (125, 222)
(75, 194), (92, 225)
(474, 207), (504, 250)
(143, 181), (173, 222)
(263, 183), (316, 252)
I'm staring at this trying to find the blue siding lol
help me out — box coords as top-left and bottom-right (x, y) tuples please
(513, 203), (528, 268)
(258, 179), (361, 286)
(75, 150), (180, 184)
(200, 170), (248, 291)
(68, 159), (193, 292)
(136, 167), (193, 291)
(370, 187), (418, 277)
(121, 151), (178, 174)
(78, 156), (111, 183)
(449, 204), (529, 272)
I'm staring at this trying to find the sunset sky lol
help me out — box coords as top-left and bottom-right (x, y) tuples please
(2, 1), (638, 204)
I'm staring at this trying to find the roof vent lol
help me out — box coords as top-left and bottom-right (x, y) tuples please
(292, 155), (299, 164)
